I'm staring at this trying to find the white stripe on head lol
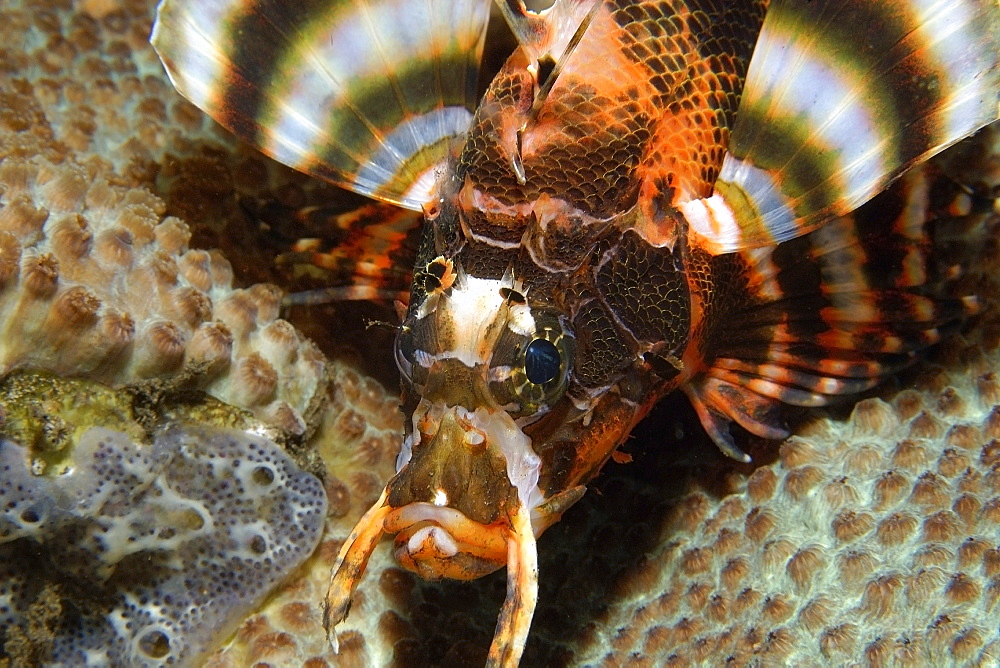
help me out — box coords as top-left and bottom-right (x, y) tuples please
(428, 275), (536, 368)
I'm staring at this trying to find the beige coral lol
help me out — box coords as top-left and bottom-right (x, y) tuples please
(0, 1), (327, 436)
(3, 0), (999, 666)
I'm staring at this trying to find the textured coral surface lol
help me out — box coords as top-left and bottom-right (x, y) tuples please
(0, 401), (327, 666)
(1, 1), (999, 667)
(0, 0), (332, 437)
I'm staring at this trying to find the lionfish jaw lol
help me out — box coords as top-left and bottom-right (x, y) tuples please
(324, 500), (539, 668)
(324, 402), (564, 667)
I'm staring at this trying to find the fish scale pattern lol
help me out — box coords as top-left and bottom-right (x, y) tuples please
(610, 0), (767, 202)
(459, 0), (766, 216)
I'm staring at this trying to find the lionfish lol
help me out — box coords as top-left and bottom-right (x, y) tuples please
(151, 0), (999, 664)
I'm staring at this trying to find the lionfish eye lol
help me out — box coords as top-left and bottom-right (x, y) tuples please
(487, 307), (573, 417)
(524, 338), (560, 384)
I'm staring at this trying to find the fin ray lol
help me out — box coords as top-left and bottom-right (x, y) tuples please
(683, 0), (999, 253)
(688, 156), (986, 458)
(153, 0), (492, 210)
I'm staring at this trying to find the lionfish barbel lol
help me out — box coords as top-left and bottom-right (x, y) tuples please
(151, 0), (999, 664)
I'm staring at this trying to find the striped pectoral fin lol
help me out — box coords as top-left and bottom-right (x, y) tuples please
(687, 163), (980, 459)
(275, 202), (421, 305)
(152, 0), (492, 210)
(681, 0), (1000, 254)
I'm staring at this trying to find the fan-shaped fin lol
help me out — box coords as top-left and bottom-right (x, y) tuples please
(682, 0), (1000, 254)
(687, 160), (983, 458)
(271, 202), (421, 305)
(152, 0), (492, 210)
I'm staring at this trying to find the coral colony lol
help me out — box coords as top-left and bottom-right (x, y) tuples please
(0, 423), (327, 665)
(0, 0), (997, 666)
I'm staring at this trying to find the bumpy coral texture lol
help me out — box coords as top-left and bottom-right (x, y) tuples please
(3, 0), (1000, 666)
(0, 419), (327, 666)
(0, 0), (328, 436)
(565, 131), (1000, 666)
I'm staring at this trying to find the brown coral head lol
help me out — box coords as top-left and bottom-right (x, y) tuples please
(99, 309), (136, 350)
(260, 319), (299, 364)
(178, 249), (213, 292)
(133, 320), (187, 376)
(168, 286), (212, 328)
(186, 321), (234, 374)
(95, 227), (135, 269)
(23, 252), (60, 297)
(0, 195), (49, 239)
(208, 249), (233, 288)
(154, 216), (191, 255)
(247, 283), (283, 323)
(0, 231), (22, 285)
(233, 352), (278, 406)
(37, 163), (89, 212)
(51, 285), (101, 330)
(260, 400), (306, 435)
(215, 291), (259, 339)
(50, 213), (93, 260)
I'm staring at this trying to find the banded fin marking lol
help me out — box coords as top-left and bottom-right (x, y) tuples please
(687, 161), (980, 459)
(271, 202), (421, 305)
(683, 0), (1000, 253)
(152, 0), (491, 210)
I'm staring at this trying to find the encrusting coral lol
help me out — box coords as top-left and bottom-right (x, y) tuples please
(0, 374), (328, 666)
(0, 0), (340, 664)
(1, 0), (999, 666)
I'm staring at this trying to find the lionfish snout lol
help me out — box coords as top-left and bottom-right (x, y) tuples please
(383, 401), (533, 582)
(325, 261), (580, 663)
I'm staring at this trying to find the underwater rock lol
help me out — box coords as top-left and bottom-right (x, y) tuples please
(0, 420), (327, 667)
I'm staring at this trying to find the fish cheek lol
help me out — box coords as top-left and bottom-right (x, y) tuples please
(527, 389), (650, 498)
(596, 229), (691, 357)
(572, 230), (692, 388)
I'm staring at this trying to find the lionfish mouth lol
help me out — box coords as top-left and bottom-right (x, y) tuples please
(386, 502), (510, 580)
(324, 486), (541, 667)
(324, 400), (550, 665)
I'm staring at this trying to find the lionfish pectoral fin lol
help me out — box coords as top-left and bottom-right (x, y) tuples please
(683, 379), (787, 462)
(690, 163), (981, 459)
(152, 0), (491, 210)
(681, 0), (1000, 254)
(277, 203), (421, 306)
(486, 501), (538, 668)
(324, 489), (392, 651)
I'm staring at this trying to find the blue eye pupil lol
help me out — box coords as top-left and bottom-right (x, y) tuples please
(524, 339), (560, 384)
